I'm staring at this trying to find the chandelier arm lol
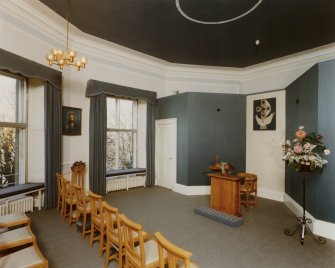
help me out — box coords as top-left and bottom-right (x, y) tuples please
(175, 0), (263, 25)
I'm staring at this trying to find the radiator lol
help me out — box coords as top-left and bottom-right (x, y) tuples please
(106, 175), (146, 193)
(0, 202), (8, 216)
(8, 196), (34, 214)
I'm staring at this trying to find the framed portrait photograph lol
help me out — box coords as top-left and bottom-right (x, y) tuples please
(62, 106), (82, 135)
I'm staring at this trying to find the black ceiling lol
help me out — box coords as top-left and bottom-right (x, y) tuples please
(39, 0), (335, 68)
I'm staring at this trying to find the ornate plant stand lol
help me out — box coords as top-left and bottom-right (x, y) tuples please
(284, 175), (326, 245)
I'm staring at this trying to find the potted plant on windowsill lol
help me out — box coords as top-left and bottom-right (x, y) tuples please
(282, 126), (330, 245)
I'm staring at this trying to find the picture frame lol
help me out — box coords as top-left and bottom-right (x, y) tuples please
(253, 98), (276, 131)
(62, 106), (82, 135)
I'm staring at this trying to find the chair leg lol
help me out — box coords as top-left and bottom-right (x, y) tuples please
(89, 224), (94, 247)
(118, 245), (123, 268)
(99, 228), (104, 257)
(82, 213), (86, 239)
(246, 193), (249, 211)
(57, 195), (60, 212)
(105, 238), (110, 268)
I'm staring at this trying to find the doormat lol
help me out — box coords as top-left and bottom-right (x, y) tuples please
(194, 205), (243, 227)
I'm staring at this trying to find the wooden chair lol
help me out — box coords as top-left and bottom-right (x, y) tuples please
(0, 212), (31, 229)
(121, 214), (160, 268)
(71, 161), (85, 187)
(154, 232), (199, 268)
(0, 226), (36, 252)
(0, 244), (48, 267)
(73, 184), (91, 239)
(61, 179), (77, 225)
(103, 202), (151, 268)
(237, 173), (258, 211)
(102, 201), (123, 268)
(88, 190), (105, 257)
(56, 173), (64, 214)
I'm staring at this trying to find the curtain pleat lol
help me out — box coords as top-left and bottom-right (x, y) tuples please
(44, 82), (62, 209)
(146, 102), (156, 186)
(89, 94), (107, 195)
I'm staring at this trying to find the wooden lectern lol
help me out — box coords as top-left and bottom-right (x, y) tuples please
(207, 173), (241, 217)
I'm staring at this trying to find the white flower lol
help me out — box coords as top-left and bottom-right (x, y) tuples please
(299, 126), (304, 130)
(324, 149), (331, 155)
(303, 142), (311, 148)
(286, 140), (291, 145)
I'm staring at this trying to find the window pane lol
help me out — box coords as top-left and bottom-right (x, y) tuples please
(0, 75), (18, 122)
(119, 99), (133, 129)
(107, 98), (117, 128)
(0, 127), (19, 188)
(118, 131), (133, 169)
(106, 131), (117, 170)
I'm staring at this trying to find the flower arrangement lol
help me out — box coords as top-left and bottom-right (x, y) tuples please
(282, 126), (330, 173)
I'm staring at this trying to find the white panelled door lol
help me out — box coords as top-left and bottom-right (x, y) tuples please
(155, 118), (177, 189)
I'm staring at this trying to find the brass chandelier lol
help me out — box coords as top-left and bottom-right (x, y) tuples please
(46, 0), (87, 71)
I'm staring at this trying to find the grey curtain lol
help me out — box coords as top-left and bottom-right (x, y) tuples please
(86, 79), (157, 192)
(0, 49), (62, 209)
(89, 94), (107, 195)
(0, 48), (62, 89)
(44, 82), (62, 209)
(86, 79), (156, 104)
(146, 102), (156, 186)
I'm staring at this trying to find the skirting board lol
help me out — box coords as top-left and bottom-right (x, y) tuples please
(172, 184), (335, 240)
(173, 183), (210, 196)
(284, 193), (335, 241)
(258, 187), (284, 202)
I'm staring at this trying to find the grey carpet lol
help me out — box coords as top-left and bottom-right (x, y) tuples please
(194, 205), (243, 227)
(28, 186), (335, 268)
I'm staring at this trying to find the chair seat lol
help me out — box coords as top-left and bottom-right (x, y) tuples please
(77, 202), (91, 213)
(0, 245), (47, 267)
(0, 226), (34, 250)
(0, 212), (30, 228)
(135, 239), (160, 266)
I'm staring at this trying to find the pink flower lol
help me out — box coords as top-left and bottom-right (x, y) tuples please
(294, 145), (303, 154)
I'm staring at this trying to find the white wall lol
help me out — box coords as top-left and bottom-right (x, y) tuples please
(246, 91), (286, 201)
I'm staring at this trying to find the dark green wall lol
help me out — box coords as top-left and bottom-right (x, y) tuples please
(156, 94), (189, 185)
(285, 62), (335, 223)
(316, 60), (335, 222)
(157, 92), (246, 186)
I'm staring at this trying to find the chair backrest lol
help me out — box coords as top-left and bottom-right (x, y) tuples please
(88, 190), (104, 225)
(56, 173), (63, 196)
(73, 184), (86, 209)
(120, 214), (146, 267)
(102, 201), (121, 243)
(61, 178), (71, 199)
(71, 161), (85, 187)
(154, 232), (193, 268)
(237, 173), (257, 192)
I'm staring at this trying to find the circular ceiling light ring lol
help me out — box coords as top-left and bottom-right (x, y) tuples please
(175, 0), (263, 25)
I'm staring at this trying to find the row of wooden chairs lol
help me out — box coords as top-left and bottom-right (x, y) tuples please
(0, 212), (48, 267)
(56, 161), (199, 268)
(94, 193), (200, 268)
(236, 172), (258, 211)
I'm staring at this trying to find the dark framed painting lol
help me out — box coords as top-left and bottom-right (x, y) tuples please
(62, 106), (82, 135)
(253, 98), (276, 130)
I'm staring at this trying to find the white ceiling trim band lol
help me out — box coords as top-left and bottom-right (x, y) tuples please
(175, 0), (263, 25)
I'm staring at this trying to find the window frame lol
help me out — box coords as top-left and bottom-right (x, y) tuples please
(0, 71), (28, 187)
(106, 97), (138, 171)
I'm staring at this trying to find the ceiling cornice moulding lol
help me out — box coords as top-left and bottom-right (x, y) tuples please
(1, 0), (335, 94)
